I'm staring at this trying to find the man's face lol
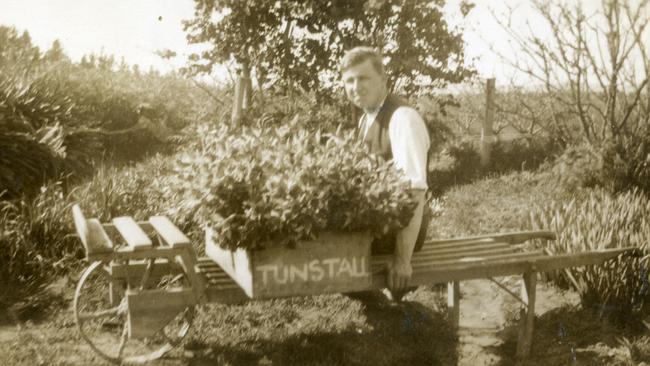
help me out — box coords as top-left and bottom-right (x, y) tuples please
(341, 59), (387, 112)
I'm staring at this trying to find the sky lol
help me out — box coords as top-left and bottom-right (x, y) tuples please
(0, 0), (567, 85)
(0, 0), (200, 73)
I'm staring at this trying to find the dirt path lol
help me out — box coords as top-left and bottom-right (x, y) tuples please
(455, 277), (583, 366)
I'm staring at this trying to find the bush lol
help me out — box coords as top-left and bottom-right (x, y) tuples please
(530, 188), (650, 324)
(165, 119), (417, 251)
(551, 133), (650, 195)
(427, 137), (558, 197)
(0, 183), (80, 288)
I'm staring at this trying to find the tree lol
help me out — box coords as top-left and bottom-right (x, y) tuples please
(182, 0), (474, 98)
(43, 40), (69, 63)
(0, 26), (41, 70)
(491, 0), (649, 146)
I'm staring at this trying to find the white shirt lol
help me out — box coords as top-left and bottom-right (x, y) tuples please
(361, 106), (430, 190)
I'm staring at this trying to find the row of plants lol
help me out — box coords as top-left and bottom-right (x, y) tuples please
(530, 188), (650, 324)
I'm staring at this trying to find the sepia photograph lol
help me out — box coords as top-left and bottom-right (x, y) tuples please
(0, 0), (649, 365)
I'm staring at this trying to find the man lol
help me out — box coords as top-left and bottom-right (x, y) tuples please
(340, 46), (430, 300)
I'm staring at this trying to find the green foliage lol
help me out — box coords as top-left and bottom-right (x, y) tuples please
(530, 189), (650, 324)
(427, 138), (559, 197)
(183, 0), (473, 97)
(0, 183), (80, 287)
(165, 119), (417, 250)
(0, 133), (61, 199)
(240, 89), (353, 133)
(0, 25), (222, 197)
(0, 153), (192, 291)
(551, 138), (650, 194)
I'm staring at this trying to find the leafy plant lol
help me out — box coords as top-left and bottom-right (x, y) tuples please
(166, 118), (417, 251)
(530, 188), (650, 324)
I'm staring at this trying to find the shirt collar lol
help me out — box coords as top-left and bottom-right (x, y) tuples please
(360, 94), (388, 139)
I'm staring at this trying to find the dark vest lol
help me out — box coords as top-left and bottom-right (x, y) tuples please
(358, 94), (430, 254)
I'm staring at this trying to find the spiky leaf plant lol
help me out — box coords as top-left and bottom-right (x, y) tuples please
(530, 189), (650, 323)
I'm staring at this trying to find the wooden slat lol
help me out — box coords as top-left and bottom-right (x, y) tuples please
(112, 216), (152, 251)
(72, 205), (113, 256)
(528, 248), (631, 272)
(109, 259), (180, 279)
(423, 230), (556, 247)
(370, 248), (631, 288)
(416, 243), (513, 257)
(369, 251), (546, 275)
(85, 219), (114, 257)
(412, 250), (546, 268)
(420, 239), (498, 252)
(127, 288), (195, 339)
(412, 248), (516, 264)
(422, 238), (494, 250)
(149, 216), (191, 248)
(103, 222), (155, 242)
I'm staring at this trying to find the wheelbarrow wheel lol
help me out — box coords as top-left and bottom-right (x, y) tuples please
(73, 260), (195, 364)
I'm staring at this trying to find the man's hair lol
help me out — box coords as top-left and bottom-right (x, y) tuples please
(339, 46), (385, 75)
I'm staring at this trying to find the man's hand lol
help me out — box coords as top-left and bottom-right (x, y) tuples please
(388, 256), (413, 292)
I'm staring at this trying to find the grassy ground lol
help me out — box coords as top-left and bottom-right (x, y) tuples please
(0, 170), (646, 366)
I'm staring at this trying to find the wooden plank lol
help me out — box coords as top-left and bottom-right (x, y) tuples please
(447, 281), (460, 328)
(422, 230), (556, 247)
(112, 216), (152, 251)
(411, 251), (546, 268)
(126, 288), (195, 339)
(109, 259), (180, 280)
(371, 248), (631, 288)
(419, 240), (501, 252)
(422, 238), (494, 248)
(111, 246), (186, 261)
(72, 205), (113, 257)
(206, 229), (373, 299)
(205, 229), (254, 297)
(528, 248), (631, 272)
(149, 216), (191, 248)
(418, 242), (511, 255)
(516, 272), (537, 359)
(412, 246), (515, 262)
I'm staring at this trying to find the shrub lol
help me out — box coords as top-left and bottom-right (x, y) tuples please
(427, 136), (559, 197)
(0, 183), (80, 288)
(239, 90), (352, 134)
(428, 139), (482, 196)
(165, 119), (417, 251)
(530, 188), (650, 324)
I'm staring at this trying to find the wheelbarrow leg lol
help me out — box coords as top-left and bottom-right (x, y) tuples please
(516, 271), (537, 359)
(447, 281), (460, 328)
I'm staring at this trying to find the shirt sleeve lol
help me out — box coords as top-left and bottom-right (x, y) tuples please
(388, 107), (430, 190)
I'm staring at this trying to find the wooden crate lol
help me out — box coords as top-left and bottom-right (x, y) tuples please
(205, 229), (372, 299)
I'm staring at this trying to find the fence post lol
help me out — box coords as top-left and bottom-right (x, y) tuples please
(480, 78), (496, 168)
(231, 62), (251, 125)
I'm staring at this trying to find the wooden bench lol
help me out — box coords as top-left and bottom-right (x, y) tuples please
(71, 204), (632, 364)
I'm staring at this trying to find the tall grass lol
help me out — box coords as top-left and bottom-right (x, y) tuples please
(530, 188), (650, 323)
(0, 151), (204, 299)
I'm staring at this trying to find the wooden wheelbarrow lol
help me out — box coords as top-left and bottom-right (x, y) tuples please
(70, 204), (633, 364)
